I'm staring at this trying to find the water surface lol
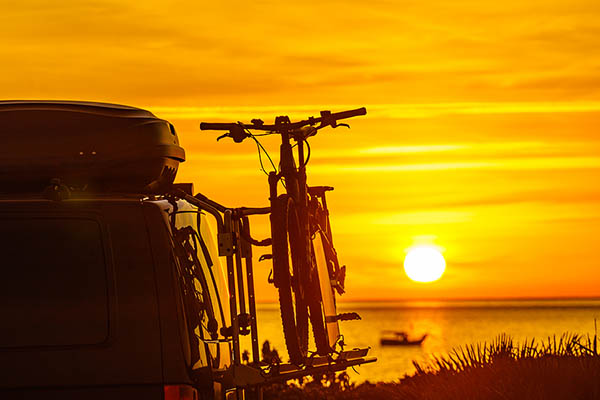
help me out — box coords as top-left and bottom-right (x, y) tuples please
(244, 299), (600, 382)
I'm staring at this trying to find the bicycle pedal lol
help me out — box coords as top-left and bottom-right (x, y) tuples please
(327, 312), (361, 322)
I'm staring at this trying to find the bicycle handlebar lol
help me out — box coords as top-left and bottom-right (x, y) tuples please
(199, 122), (236, 131)
(200, 107), (366, 140)
(325, 107), (367, 122)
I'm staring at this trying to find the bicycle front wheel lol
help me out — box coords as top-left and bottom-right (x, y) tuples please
(270, 195), (309, 364)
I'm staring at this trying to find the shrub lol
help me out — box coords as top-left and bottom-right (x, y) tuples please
(262, 333), (600, 400)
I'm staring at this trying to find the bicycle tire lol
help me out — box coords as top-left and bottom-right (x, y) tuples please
(301, 197), (331, 356)
(308, 228), (343, 355)
(270, 195), (309, 364)
(308, 200), (342, 354)
(305, 262), (330, 356)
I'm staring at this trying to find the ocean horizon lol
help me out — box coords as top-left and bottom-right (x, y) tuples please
(245, 298), (600, 382)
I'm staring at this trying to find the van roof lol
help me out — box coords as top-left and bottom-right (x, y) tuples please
(0, 100), (158, 120)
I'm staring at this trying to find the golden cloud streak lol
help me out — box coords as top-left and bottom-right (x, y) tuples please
(309, 156), (600, 173)
(151, 101), (600, 121)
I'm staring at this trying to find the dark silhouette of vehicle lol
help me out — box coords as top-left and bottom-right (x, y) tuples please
(0, 101), (374, 400)
(0, 101), (231, 400)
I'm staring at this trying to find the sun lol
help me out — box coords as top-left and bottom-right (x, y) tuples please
(404, 246), (446, 283)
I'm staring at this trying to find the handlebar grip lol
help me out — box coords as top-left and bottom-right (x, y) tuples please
(200, 122), (237, 131)
(330, 107), (367, 120)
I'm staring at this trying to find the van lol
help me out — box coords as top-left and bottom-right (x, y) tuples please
(0, 101), (374, 400)
(0, 101), (231, 399)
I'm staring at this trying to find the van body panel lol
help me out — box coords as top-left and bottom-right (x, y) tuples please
(0, 200), (163, 389)
(0, 384), (163, 400)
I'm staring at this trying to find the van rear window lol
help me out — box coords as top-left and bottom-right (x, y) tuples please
(0, 217), (109, 347)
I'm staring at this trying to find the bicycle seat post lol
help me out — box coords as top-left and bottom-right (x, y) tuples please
(268, 172), (279, 201)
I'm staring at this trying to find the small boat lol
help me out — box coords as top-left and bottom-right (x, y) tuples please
(380, 331), (427, 346)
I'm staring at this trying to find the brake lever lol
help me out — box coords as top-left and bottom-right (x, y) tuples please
(216, 124), (250, 143)
(318, 110), (351, 129)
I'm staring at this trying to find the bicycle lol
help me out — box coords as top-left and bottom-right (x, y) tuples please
(200, 108), (366, 364)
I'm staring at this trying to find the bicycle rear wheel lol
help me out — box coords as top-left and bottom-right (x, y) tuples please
(270, 195), (309, 364)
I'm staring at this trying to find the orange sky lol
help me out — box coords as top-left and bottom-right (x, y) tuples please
(2, 0), (599, 300)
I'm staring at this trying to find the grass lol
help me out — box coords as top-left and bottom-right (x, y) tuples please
(262, 332), (600, 400)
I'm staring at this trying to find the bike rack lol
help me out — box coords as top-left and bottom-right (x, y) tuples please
(171, 188), (375, 393)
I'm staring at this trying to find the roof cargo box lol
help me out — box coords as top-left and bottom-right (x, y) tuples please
(0, 101), (185, 194)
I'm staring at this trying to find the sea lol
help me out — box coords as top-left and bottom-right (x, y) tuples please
(243, 299), (600, 383)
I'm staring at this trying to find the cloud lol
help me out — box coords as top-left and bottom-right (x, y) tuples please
(4, 0), (600, 105)
(424, 189), (600, 210)
(308, 156), (600, 174)
(3, 0), (600, 299)
(511, 73), (600, 93)
(152, 102), (600, 121)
